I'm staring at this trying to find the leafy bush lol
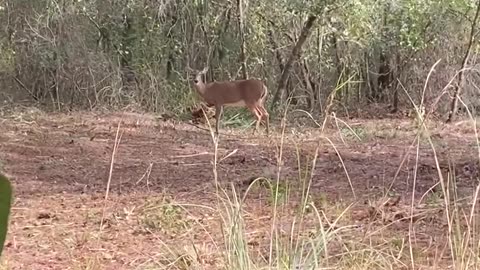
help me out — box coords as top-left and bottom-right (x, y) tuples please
(0, 174), (12, 257)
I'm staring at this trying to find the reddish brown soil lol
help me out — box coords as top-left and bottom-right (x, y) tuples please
(0, 110), (479, 269)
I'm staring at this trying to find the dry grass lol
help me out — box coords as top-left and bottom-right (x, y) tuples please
(0, 107), (479, 269)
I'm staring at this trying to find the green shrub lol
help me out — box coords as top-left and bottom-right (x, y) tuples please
(0, 174), (12, 257)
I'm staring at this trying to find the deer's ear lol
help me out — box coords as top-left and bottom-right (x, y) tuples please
(186, 65), (196, 73)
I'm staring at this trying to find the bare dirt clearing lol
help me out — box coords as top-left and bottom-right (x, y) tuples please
(1, 110), (479, 269)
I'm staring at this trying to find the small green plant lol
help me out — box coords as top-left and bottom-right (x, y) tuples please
(390, 236), (405, 251)
(313, 192), (328, 210)
(340, 126), (368, 141)
(221, 109), (257, 130)
(424, 190), (443, 207)
(0, 173), (12, 257)
(139, 197), (190, 235)
(267, 181), (289, 206)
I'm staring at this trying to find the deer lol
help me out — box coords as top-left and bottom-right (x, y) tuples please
(189, 66), (270, 136)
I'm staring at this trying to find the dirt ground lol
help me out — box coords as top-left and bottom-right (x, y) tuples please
(1, 109), (479, 269)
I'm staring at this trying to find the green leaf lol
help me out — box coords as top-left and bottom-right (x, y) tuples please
(0, 173), (12, 257)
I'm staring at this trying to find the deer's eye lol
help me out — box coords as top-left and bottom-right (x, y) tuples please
(193, 79), (198, 83)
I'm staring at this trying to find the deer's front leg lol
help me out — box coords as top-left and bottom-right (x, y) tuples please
(215, 105), (224, 135)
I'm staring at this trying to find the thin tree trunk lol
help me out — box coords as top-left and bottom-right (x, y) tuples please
(264, 14), (299, 105)
(270, 15), (317, 110)
(120, 13), (136, 90)
(447, 0), (480, 123)
(197, 6), (213, 80)
(377, 52), (392, 103)
(300, 60), (315, 111)
(331, 32), (343, 101)
(265, 22), (286, 77)
(237, 0), (248, 79)
(316, 27), (324, 112)
(215, 7), (231, 64)
(391, 53), (401, 113)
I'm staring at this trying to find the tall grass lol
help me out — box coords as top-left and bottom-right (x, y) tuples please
(62, 61), (480, 269)
(195, 61), (480, 270)
(402, 62), (480, 270)
(197, 98), (375, 269)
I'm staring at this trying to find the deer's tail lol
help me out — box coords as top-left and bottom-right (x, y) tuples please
(261, 84), (268, 102)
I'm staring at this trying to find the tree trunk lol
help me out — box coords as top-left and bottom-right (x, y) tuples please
(270, 15), (317, 110)
(120, 13), (136, 92)
(377, 52), (392, 103)
(267, 27), (285, 71)
(196, 3), (211, 80)
(362, 51), (373, 103)
(286, 77), (297, 105)
(215, 7), (231, 64)
(447, 0), (480, 123)
(391, 53), (401, 113)
(301, 60), (316, 111)
(237, 0), (248, 79)
(331, 33), (343, 101)
(263, 14), (295, 101)
(316, 27), (324, 112)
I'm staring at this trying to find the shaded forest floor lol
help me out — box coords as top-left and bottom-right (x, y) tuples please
(1, 108), (480, 269)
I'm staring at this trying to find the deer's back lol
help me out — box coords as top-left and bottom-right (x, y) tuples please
(203, 79), (265, 106)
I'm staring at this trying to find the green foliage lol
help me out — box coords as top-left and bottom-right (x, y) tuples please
(268, 181), (289, 206)
(139, 197), (191, 235)
(340, 126), (367, 141)
(0, 0), (477, 115)
(0, 174), (12, 257)
(0, 42), (15, 73)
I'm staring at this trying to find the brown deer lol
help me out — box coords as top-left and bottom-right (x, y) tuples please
(189, 67), (270, 136)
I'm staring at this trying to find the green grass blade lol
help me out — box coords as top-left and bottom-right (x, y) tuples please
(0, 173), (12, 257)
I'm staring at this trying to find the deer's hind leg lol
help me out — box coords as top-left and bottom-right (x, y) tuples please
(256, 105), (270, 135)
(248, 106), (263, 135)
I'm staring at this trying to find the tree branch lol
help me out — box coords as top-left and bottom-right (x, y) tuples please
(270, 15), (317, 110)
(446, 0), (480, 122)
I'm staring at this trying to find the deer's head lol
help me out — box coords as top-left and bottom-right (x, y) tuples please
(193, 67), (208, 85)
(188, 66), (209, 95)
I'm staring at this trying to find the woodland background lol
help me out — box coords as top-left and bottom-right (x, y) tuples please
(1, 0), (480, 121)
(4, 1), (480, 269)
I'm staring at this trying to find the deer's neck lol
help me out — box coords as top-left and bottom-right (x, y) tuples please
(195, 83), (207, 96)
